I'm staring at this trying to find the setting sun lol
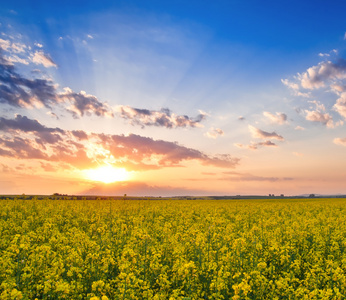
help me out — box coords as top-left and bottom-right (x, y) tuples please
(84, 166), (130, 184)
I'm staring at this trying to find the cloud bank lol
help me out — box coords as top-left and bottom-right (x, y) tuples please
(0, 115), (239, 171)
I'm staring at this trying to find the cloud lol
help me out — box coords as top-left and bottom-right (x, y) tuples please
(319, 53), (330, 57)
(248, 125), (284, 140)
(0, 115), (240, 171)
(0, 114), (66, 148)
(98, 133), (239, 169)
(206, 127), (224, 139)
(293, 152), (304, 156)
(333, 137), (346, 146)
(4, 54), (29, 65)
(0, 52), (114, 118)
(318, 50), (337, 58)
(47, 111), (59, 119)
(235, 140), (277, 150)
(298, 59), (346, 90)
(281, 78), (310, 97)
(295, 126), (305, 130)
(304, 110), (336, 128)
(117, 106), (206, 128)
(83, 181), (212, 197)
(31, 51), (57, 68)
(304, 100), (343, 128)
(0, 136), (49, 160)
(0, 38), (26, 53)
(221, 171), (293, 182)
(0, 38), (11, 51)
(0, 55), (59, 108)
(263, 111), (287, 124)
(40, 162), (58, 172)
(0, 114), (64, 134)
(333, 92), (346, 119)
(71, 130), (89, 140)
(60, 88), (114, 118)
(238, 116), (245, 121)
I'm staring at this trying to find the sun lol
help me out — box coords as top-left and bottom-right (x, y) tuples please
(84, 165), (130, 184)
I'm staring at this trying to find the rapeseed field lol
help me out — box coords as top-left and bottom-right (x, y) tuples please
(1, 197), (346, 299)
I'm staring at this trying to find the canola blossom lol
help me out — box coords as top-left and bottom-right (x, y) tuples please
(1, 197), (346, 299)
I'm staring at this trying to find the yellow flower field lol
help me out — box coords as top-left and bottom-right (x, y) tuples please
(1, 197), (346, 299)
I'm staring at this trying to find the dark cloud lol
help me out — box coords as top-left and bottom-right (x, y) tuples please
(0, 136), (48, 159)
(0, 51), (113, 118)
(0, 55), (58, 108)
(60, 89), (114, 118)
(118, 105), (207, 128)
(0, 114), (64, 133)
(71, 130), (89, 140)
(0, 114), (65, 146)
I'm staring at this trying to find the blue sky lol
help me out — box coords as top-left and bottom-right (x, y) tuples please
(0, 0), (346, 196)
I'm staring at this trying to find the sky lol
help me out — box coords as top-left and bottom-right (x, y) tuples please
(0, 0), (346, 196)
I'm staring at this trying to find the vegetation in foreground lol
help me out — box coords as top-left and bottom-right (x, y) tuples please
(1, 197), (346, 299)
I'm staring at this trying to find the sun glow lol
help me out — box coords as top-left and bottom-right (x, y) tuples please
(84, 166), (130, 183)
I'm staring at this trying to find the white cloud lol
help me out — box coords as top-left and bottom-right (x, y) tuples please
(304, 110), (343, 128)
(319, 53), (330, 57)
(281, 78), (299, 90)
(333, 137), (346, 146)
(263, 111), (287, 125)
(295, 126), (305, 130)
(318, 49), (338, 58)
(206, 127), (224, 139)
(4, 55), (29, 65)
(333, 92), (346, 119)
(281, 78), (310, 97)
(298, 60), (346, 90)
(248, 125), (284, 140)
(304, 100), (344, 127)
(235, 140), (277, 150)
(31, 51), (57, 68)
(0, 38), (11, 51)
(331, 84), (346, 93)
(308, 100), (325, 112)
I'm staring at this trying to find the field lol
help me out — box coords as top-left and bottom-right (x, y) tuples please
(1, 197), (346, 299)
